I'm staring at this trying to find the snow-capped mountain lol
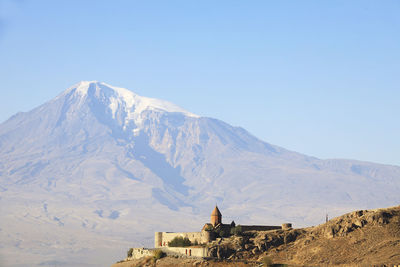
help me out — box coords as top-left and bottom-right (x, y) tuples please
(1, 81), (399, 267)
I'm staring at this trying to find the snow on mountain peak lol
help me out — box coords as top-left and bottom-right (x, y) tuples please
(65, 81), (199, 119)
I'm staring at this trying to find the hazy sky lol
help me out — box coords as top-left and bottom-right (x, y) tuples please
(0, 0), (399, 166)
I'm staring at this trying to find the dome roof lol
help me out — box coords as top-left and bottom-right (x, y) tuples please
(211, 205), (222, 216)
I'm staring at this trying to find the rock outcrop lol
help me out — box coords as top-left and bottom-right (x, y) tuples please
(112, 205), (400, 266)
(204, 205), (400, 266)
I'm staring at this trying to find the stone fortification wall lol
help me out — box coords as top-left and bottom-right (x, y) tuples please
(129, 248), (154, 259)
(155, 232), (163, 248)
(281, 223), (292, 230)
(128, 246), (208, 260)
(201, 230), (215, 243)
(161, 247), (208, 258)
(155, 232), (208, 248)
(241, 225), (282, 232)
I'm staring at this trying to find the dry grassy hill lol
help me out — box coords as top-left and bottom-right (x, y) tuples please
(265, 205), (400, 265)
(113, 205), (400, 266)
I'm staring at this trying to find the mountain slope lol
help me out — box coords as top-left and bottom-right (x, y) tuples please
(0, 81), (399, 267)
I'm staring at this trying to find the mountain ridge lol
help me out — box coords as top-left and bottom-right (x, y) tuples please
(0, 81), (399, 267)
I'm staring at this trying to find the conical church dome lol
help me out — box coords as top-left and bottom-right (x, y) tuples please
(211, 205), (222, 226)
(211, 206), (221, 216)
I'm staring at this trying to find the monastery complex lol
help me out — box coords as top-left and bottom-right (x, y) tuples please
(129, 206), (292, 259)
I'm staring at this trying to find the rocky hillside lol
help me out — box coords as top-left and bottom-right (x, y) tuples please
(113, 205), (400, 266)
(211, 205), (400, 266)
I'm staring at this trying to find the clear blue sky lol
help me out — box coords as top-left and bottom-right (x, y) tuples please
(0, 0), (399, 166)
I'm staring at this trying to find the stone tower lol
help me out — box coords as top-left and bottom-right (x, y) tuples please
(154, 232), (162, 248)
(211, 205), (222, 226)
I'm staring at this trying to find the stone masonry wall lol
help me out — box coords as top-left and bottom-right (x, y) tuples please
(128, 246), (208, 260)
(240, 225), (282, 232)
(161, 247), (208, 258)
(129, 248), (154, 259)
(155, 232), (205, 248)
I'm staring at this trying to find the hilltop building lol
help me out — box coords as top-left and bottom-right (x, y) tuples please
(129, 206), (292, 259)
